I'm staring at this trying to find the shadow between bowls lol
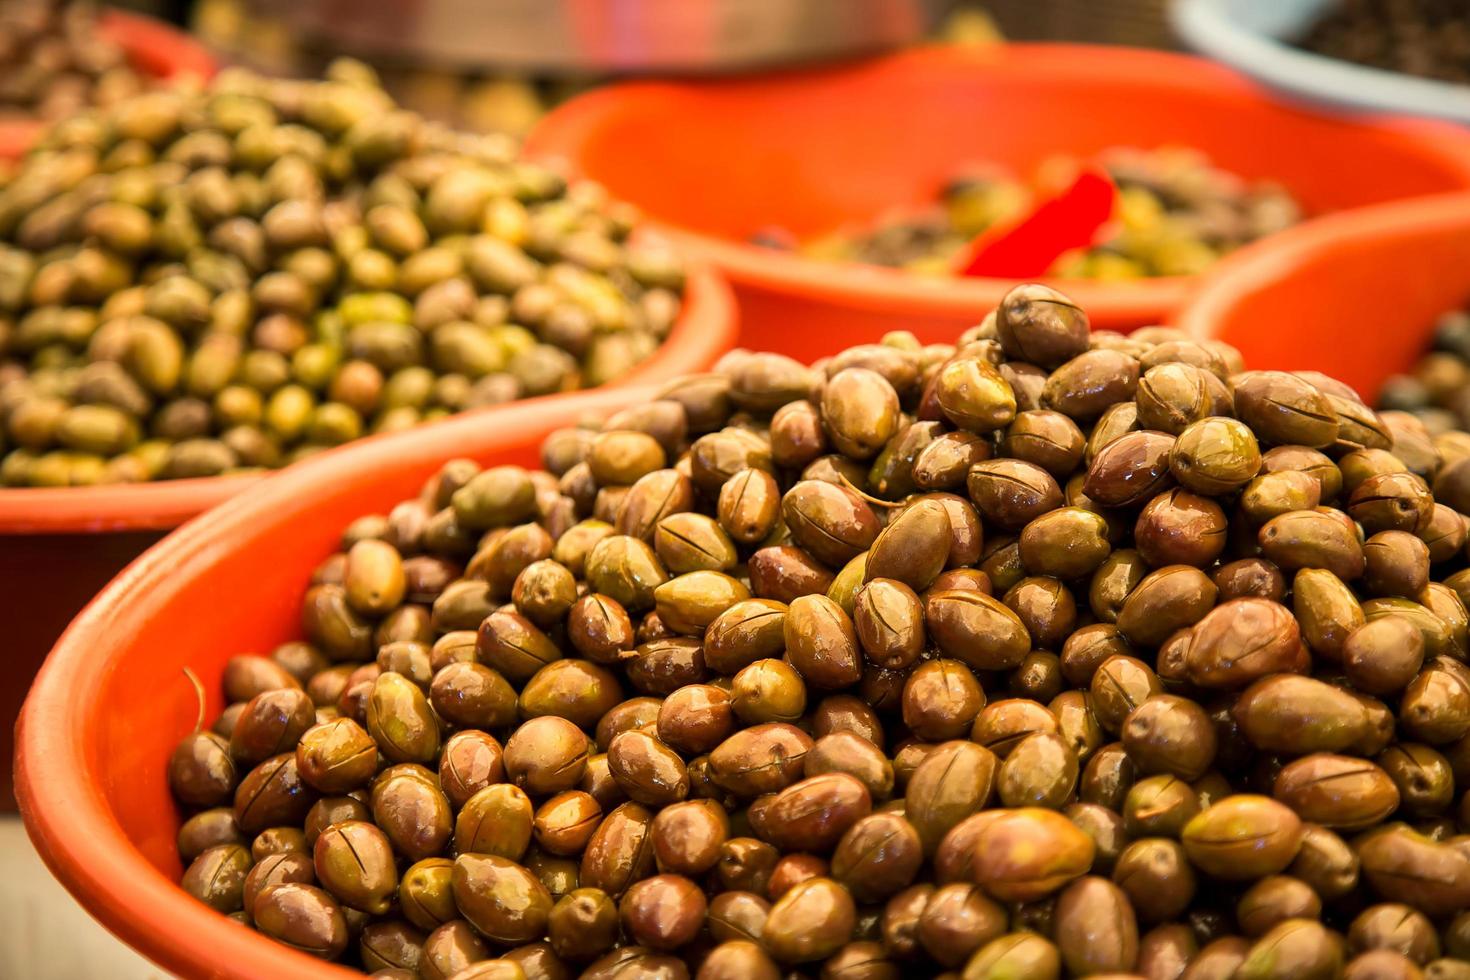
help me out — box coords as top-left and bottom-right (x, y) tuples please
(0, 265), (735, 813)
(525, 43), (1470, 362)
(1173, 191), (1470, 403)
(0, 9), (217, 160)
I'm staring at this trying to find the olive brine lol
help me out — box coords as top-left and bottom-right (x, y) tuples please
(0, 60), (683, 486)
(172, 284), (1470, 980)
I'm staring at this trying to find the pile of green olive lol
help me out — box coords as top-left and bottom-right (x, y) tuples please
(0, 60), (684, 487)
(170, 283), (1470, 980)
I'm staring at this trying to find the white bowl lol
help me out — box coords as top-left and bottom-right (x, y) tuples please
(1172, 0), (1470, 124)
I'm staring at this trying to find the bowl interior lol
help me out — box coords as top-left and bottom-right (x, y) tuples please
(535, 45), (1470, 244)
(1178, 195), (1470, 402)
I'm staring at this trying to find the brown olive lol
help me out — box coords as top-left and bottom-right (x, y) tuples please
(828, 811), (923, 903)
(505, 717), (589, 796)
(1117, 565), (1218, 649)
(1348, 903), (1440, 964)
(1274, 754), (1399, 830)
(452, 853), (553, 945)
(926, 590), (1031, 671)
(971, 807), (1095, 902)
(762, 877), (857, 964)
(1236, 875), (1322, 938)
(1054, 875), (1140, 976)
(905, 740), (999, 856)
(620, 874), (706, 950)
(455, 784), (534, 861)
(650, 799), (728, 875)
(902, 659), (985, 741)
(438, 731), (506, 810)
(253, 883), (349, 960)
(709, 723), (813, 798)
(1181, 795), (1303, 880)
(1184, 598), (1300, 688)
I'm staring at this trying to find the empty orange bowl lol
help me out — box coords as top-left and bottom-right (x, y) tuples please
(526, 43), (1470, 362)
(0, 9), (217, 159)
(1174, 192), (1470, 403)
(15, 383), (671, 980)
(0, 265), (734, 811)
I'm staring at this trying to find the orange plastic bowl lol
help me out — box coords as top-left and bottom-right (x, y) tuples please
(526, 44), (1470, 362)
(15, 382), (675, 980)
(0, 266), (735, 811)
(0, 9), (217, 159)
(1175, 192), (1470, 404)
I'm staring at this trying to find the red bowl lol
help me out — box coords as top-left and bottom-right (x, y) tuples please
(15, 382), (680, 980)
(0, 265), (736, 811)
(0, 9), (217, 159)
(526, 43), (1470, 362)
(1174, 192), (1470, 403)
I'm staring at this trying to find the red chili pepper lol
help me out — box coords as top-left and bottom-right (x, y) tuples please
(954, 165), (1117, 278)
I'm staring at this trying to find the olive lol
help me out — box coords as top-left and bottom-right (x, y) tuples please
(905, 741), (999, 856)
(762, 877), (857, 964)
(313, 821), (396, 915)
(620, 874), (706, 950)
(971, 808), (1095, 902)
(1181, 795), (1303, 880)
(504, 717), (589, 796)
(918, 882), (1008, 968)
(452, 854), (553, 945)
(1054, 876), (1139, 976)
(961, 932), (1063, 980)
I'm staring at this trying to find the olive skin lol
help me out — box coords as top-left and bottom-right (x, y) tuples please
(1357, 826), (1470, 916)
(620, 874), (707, 950)
(1234, 919), (1343, 980)
(1184, 599), (1301, 688)
(917, 882), (1008, 967)
(905, 741), (999, 856)
(1113, 838), (1196, 925)
(762, 877), (857, 964)
(961, 932), (1063, 980)
(1181, 795), (1304, 880)
(971, 808), (1095, 902)
(830, 812), (923, 903)
(252, 883), (349, 960)
(1273, 755), (1400, 830)
(754, 772), (873, 854)
(170, 731), (238, 807)
(698, 940), (781, 980)
(452, 854), (554, 946)
(1053, 876), (1139, 976)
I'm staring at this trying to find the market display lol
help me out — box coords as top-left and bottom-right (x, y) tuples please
(168, 283), (1470, 979)
(1297, 0), (1470, 85)
(0, 0), (146, 123)
(0, 62), (684, 487)
(767, 149), (1302, 279)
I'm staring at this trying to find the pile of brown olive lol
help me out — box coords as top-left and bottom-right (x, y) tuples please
(1297, 0), (1470, 86)
(0, 60), (683, 486)
(170, 283), (1470, 980)
(1378, 310), (1470, 436)
(0, 0), (145, 123)
(779, 148), (1301, 280)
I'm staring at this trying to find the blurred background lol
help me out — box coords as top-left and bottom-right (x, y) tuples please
(114, 0), (1188, 141)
